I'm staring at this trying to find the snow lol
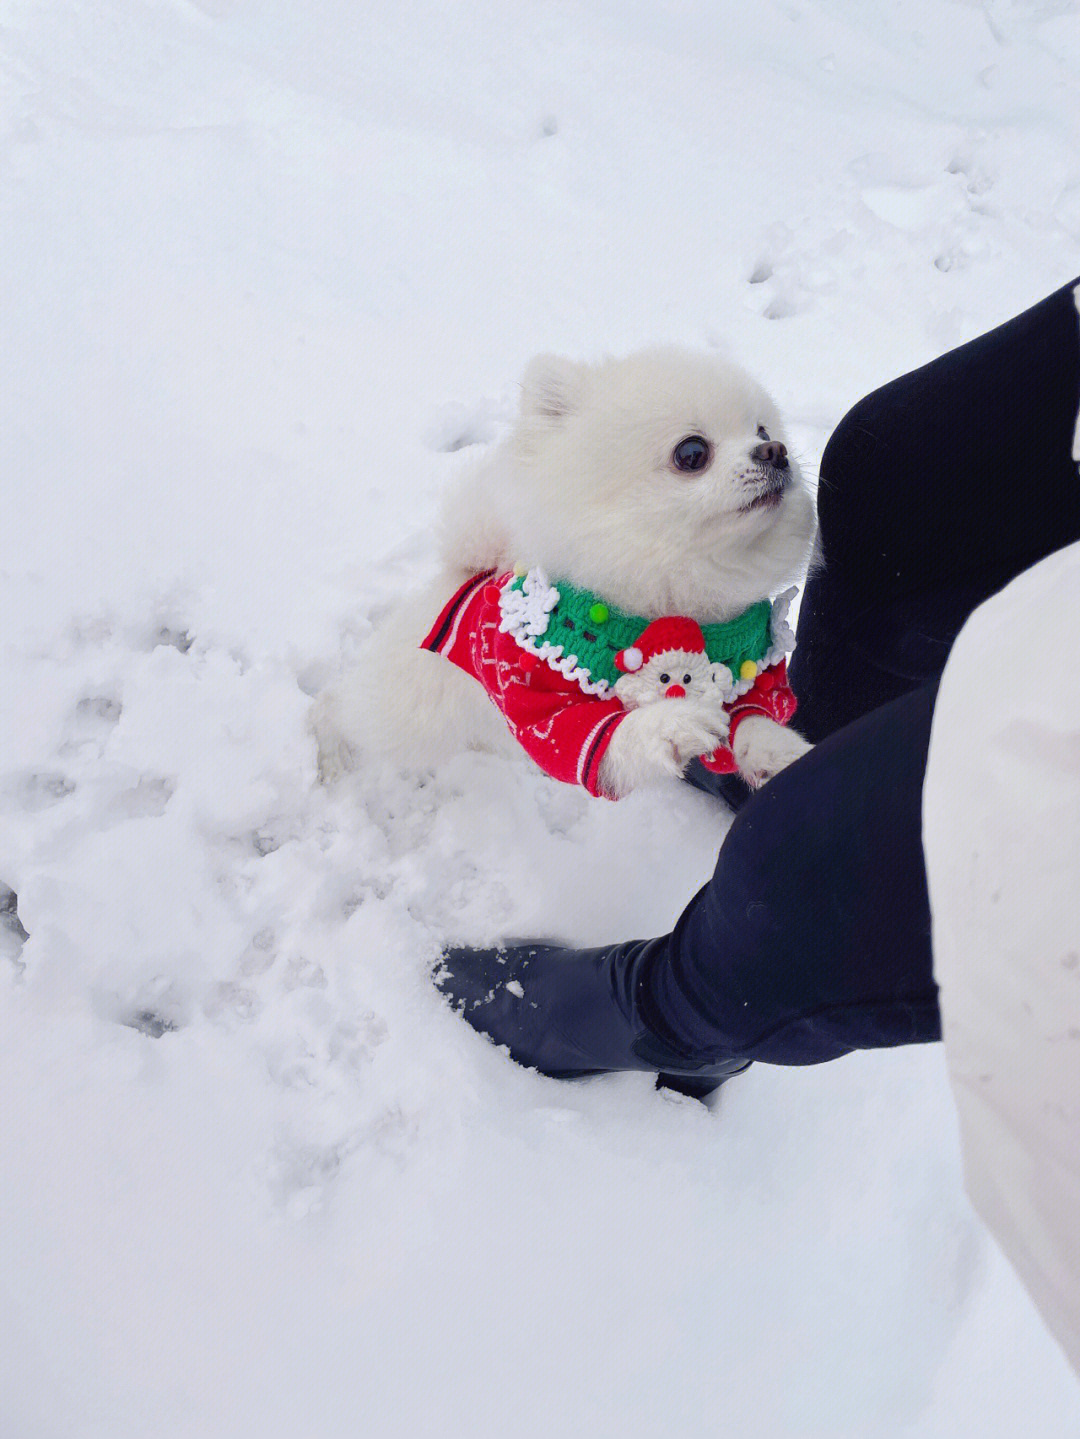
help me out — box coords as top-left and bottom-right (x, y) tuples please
(2, 1), (1079, 1435)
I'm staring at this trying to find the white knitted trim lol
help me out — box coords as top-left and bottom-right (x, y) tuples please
(770, 586), (797, 654)
(721, 588), (798, 700)
(498, 566), (559, 639)
(497, 567), (613, 697)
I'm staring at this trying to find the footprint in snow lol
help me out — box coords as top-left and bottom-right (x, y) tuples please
(152, 625), (194, 654)
(3, 769), (77, 811)
(74, 694), (123, 726)
(945, 152), (994, 199)
(109, 773), (175, 821)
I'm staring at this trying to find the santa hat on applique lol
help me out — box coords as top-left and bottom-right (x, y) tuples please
(614, 616), (707, 674)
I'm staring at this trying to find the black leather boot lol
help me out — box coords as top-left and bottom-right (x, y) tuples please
(682, 757), (752, 812)
(435, 939), (751, 1098)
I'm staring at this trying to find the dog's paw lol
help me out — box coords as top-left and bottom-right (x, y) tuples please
(309, 691), (358, 784)
(731, 715), (812, 789)
(598, 701), (729, 798)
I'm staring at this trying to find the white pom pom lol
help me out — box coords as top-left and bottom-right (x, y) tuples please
(622, 646), (643, 672)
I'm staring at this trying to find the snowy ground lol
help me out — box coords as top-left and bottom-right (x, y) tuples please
(3, 2), (1080, 1435)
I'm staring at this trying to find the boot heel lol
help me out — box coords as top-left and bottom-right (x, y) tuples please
(655, 1061), (751, 1102)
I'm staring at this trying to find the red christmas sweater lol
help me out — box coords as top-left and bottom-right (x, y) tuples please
(421, 570), (797, 798)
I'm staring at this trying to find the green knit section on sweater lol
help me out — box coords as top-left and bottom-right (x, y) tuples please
(505, 574), (773, 688)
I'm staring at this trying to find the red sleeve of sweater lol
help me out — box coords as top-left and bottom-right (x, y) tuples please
(488, 630), (627, 797)
(421, 573), (627, 798)
(727, 659), (798, 736)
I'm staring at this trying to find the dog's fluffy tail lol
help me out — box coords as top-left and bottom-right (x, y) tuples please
(310, 579), (514, 782)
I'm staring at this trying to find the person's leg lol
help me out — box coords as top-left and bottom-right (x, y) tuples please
(791, 275), (1080, 742)
(648, 680), (939, 1066)
(690, 275), (1080, 811)
(438, 679), (940, 1078)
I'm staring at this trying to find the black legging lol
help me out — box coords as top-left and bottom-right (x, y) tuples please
(648, 277), (1080, 1066)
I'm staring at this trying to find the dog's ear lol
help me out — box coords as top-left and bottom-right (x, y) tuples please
(519, 354), (585, 421)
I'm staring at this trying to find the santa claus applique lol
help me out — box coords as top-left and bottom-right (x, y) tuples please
(612, 616), (733, 710)
(613, 613), (796, 775)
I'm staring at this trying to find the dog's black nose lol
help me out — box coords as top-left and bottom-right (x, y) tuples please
(751, 440), (788, 469)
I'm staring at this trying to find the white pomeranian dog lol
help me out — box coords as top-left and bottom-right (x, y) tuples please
(312, 347), (817, 798)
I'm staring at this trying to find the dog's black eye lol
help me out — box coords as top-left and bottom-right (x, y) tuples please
(672, 436), (710, 473)
(757, 426), (770, 440)
(659, 673), (670, 684)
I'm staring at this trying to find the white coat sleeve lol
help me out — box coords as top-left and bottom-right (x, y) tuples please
(923, 540), (1080, 1375)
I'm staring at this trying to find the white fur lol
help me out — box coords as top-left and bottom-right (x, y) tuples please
(598, 700), (730, 798)
(730, 713), (813, 789)
(312, 346), (817, 795)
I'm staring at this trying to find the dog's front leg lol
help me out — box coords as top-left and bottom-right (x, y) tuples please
(598, 701), (728, 798)
(731, 714), (812, 789)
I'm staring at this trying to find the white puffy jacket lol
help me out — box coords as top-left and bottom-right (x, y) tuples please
(924, 539), (1080, 1375)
